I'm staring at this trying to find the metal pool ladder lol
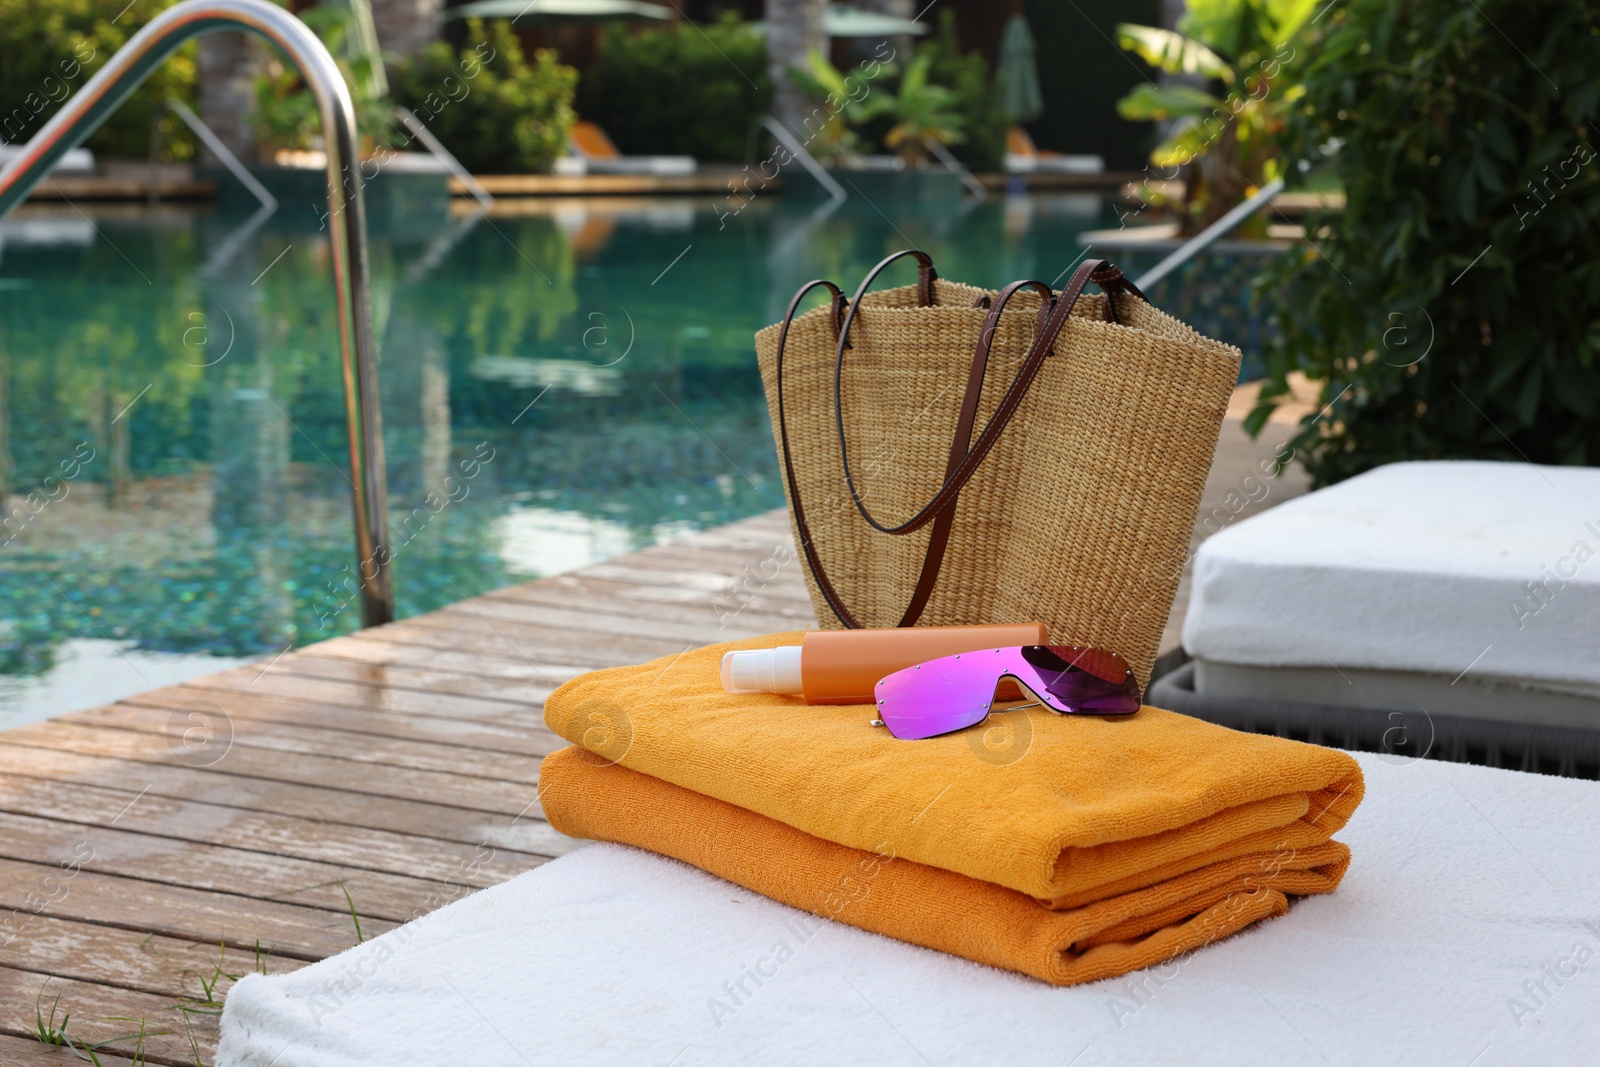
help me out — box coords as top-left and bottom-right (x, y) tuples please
(0, 0), (394, 626)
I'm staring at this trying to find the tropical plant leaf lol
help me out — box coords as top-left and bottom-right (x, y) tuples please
(789, 48), (849, 101)
(1179, 0), (1316, 60)
(901, 51), (931, 94)
(1115, 23), (1233, 79)
(1260, 0), (1321, 45)
(1116, 83), (1224, 121)
(1151, 121), (1221, 167)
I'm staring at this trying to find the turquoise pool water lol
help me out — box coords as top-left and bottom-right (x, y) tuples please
(0, 191), (1264, 723)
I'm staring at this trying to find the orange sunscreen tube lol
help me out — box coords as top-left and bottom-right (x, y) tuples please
(719, 622), (1049, 705)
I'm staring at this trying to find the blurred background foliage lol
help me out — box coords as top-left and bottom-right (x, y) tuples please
(0, 0), (198, 159)
(577, 13), (770, 163)
(391, 18), (577, 174)
(1252, 0), (1600, 485)
(251, 8), (578, 172)
(845, 11), (1006, 172)
(0, 2), (1149, 175)
(1115, 0), (1312, 234)
(919, 11), (1007, 173)
(573, 9), (1011, 170)
(254, 4), (399, 157)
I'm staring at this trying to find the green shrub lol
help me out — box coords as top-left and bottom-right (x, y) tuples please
(790, 13), (1004, 171)
(254, 6), (396, 160)
(0, 0), (197, 160)
(919, 10), (1005, 173)
(390, 18), (576, 174)
(1251, 0), (1600, 485)
(577, 14), (769, 162)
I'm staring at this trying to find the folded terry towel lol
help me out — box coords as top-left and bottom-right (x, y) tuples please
(544, 633), (1364, 903)
(540, 746), (1351, 985)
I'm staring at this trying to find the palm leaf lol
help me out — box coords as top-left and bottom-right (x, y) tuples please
(1150, 121), (1219, 168)
(1117, 83), (1225, 121)
(787, 49), (850, 101)
(1115, 24), (1233, 79)
(1260, 0), (1320, 46)
(900, 52), (931, 95)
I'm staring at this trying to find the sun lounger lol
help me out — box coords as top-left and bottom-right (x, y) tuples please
(1151, 460), (1600, 777)
(0, 144), (94, 174)
(1003, 126), (1102, 175)
(555, 119), (695, 176)
(214, 750), (1600, 1065)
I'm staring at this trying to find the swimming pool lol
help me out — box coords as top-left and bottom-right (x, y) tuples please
(0, 191), (1267, 723)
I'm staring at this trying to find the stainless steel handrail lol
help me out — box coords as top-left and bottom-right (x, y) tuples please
(165, 97), (278, 210)
(0, 0), (394, 627)
(1134, 176), (1286, 290)
(923, 137), (987, 200)
(761, 116), (848, 202)
(393, 106), (493, 209)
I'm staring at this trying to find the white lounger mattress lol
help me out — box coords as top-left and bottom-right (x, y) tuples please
(1184, 461), (1600, 693)
(216, 752), (1597, 1066)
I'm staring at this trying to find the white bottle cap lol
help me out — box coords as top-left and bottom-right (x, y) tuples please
(720, 646), (804, 695)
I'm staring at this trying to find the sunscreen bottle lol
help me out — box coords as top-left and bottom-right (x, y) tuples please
(719, 622), (1048, 705)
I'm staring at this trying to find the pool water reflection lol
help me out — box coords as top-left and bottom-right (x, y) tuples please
(0, 191), (1260, 723)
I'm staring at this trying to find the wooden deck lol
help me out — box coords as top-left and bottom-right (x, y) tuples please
(452, 169), (1143, 199)
(18, 168), (1141, 207)
(0, 404), (1306, 1065)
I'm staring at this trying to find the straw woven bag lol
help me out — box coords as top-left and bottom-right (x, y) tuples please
(752, 250), (1241, 686)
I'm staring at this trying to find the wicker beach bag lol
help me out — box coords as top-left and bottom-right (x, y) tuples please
(752, 250), (1241, 687)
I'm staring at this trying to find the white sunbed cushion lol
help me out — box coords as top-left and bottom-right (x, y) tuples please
(1183, 461), (1600, 690)
(215, 752), (1599, 1067)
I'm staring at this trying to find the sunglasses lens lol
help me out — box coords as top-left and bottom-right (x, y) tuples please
(1020, 645), (1130, 683)
(875, 649), (1012, 740)
(876, 645), (1142, 740)
(1017, 645), (1141, 714)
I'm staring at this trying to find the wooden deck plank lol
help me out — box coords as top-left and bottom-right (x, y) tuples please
(456, 580), (804, 626)
(0, 809), (482, 924)
(431, 594), (761, 644)
(0, 966), (217, 1066)
(0, 857), (391, 959)
(154, 667), (531, 720)
(463, 583), (805, 635)
(0, 1033), (140, 1064)
(55, 706), (549, 784)
(1, 913), (305, 1002)
(505, 552), (799, 596)
(578, 559), (812, 597)
(308, 632), (584, 680)
(250, 653), (572, 704)
(389, 606), (723, 658)
(357, 616), (692, 665)
(0, 723), (538, 817)
(114, 683), (558, 754)
(459, 170), (777, 197)
(0, 745), (566, 853)
(0, 773), (554, 889)
(568, 560), (797, 594)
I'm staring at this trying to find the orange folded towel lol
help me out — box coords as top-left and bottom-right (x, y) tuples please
(540, 746), (1352, 986)
(544, 633), (1364, 904)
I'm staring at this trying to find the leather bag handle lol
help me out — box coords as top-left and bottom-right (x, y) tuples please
(836, 258), (1143, 536)
(772, 277), (873, 627)
(773, 254), (1144, 629)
